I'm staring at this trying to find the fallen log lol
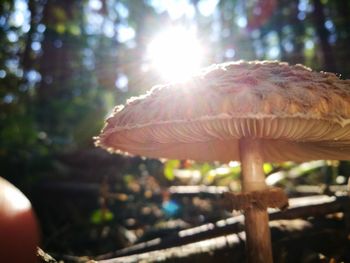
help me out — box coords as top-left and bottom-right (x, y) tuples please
(98, 218), (348, 263)
(94, 195), (350, 261)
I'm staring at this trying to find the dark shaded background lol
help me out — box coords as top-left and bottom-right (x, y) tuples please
(0, 0), (350, 258)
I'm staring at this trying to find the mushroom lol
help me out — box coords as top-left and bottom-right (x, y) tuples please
(95, 61), (350, 263)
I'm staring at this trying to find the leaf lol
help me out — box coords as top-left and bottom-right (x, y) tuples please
(55, 23), (65, 34)
(263, 163), (274, 174)
(90, 209), (114, 224)
(198, 162), (213, 175)
(68, 23), (81, 36)
(164, 160), (180, 181)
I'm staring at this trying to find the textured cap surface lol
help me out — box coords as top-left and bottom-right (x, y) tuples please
(96, 61), (350, 162)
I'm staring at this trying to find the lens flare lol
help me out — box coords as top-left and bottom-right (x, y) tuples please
(148, 28), (203, 81)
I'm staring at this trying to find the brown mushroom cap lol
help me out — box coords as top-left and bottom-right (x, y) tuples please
(96, 61), (350, 162)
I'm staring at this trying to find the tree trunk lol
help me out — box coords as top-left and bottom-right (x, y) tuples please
(289, 0), (305, 65)
(36, 0), (80, 133)
(312, 0), (336, 72)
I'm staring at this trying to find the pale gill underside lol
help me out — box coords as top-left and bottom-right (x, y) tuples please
(97, 117), (350, 162)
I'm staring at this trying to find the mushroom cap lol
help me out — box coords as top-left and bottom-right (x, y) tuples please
(96, 61), (350, 162)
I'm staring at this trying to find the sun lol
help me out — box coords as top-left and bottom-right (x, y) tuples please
(147, 27), (204, 82)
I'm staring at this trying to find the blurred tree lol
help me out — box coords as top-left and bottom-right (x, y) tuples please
(36, 0), (105, 149)
(312, 0), (336, 72)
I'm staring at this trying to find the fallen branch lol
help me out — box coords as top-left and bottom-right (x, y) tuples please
(37, 247), (57, 263)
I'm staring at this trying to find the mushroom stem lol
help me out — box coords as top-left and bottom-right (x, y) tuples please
(239, 138), (273, 263)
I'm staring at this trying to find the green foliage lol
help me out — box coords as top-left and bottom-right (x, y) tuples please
(164, 160), (180, 181)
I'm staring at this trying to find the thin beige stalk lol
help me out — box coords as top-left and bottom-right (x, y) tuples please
(239, 138), (273, 263)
